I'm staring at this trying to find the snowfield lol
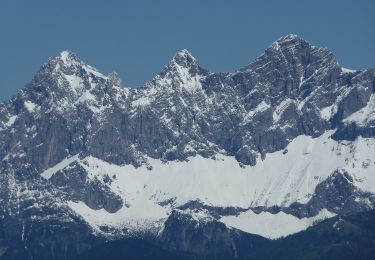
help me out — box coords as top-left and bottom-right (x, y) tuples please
(40, 130), (375, 238)
(220, 209), (335, 239)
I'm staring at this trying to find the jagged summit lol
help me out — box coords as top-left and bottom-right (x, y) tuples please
(165, 49), (205, 76)
(58, 50), (80, 63)
(36, 50), (106, 79)
(172, 49), (197, 67)
(276, 34), (306, 43)
(19, 50), (117, 115)
(148, 48), (207, 90)
(267, 34), (312, 52)
(236, 34), (339, 86)
(43, 50), (83, 69)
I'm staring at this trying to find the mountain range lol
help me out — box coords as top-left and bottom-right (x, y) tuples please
(0, 34), (375, 259)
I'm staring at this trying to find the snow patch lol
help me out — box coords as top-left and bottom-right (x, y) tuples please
(341, 67), (356, 74)
(4, 115), (17, 127)
(343, 94), (375, 126)
(220, 209), (335, 239)
(67, 199), (168, 235)
(273, 98), (293, 122)
(45, 130), (375, 210)
(60, 51), (71, 63)
(243, 101), (270, 124)
(41, 130), (375, 237)
(83, 64), (107, 79)
(24, 101), (38, 113)
(64, 74), (84, 90)
(132, 96), (152, 107)
(40, 154), (80, 179)
(320, 104), (335, 120)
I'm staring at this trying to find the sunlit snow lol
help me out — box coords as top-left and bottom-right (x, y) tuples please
(220, 209), (335, 239)
(38, 130), (375, 238)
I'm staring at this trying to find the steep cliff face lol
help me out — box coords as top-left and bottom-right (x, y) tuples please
(0, 35), (375, 259)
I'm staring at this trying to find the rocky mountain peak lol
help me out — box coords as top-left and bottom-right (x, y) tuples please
(267, 34), (310, 52)
(58, 50), (81, 64)
(237, 34), (339, 98)
(276, 34), (305, 44)
(19, 51), (112, 115)
(171, 49), (197, 68)
(266, 34), (338, 67)
(35, 50), (106, 81)
(165, 49), (208, 77)
(40, 50), (83, 73)
(145, 49), (207, 93)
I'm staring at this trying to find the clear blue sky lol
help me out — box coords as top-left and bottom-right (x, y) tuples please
(0, 0), (374, 101)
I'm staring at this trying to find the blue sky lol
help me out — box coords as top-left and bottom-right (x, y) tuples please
(0, 0), (374, 100)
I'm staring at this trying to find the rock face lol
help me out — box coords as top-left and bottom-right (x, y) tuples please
(0, 35), (375, 259)
(286, 169), (375, 218)
(157, 209), (268, 259)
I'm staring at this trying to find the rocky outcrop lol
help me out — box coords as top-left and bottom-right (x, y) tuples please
(286, 170), (375, 218)
(158, 209), (267, 258)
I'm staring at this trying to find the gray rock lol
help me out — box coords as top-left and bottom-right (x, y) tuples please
(0, 34), (375, 259)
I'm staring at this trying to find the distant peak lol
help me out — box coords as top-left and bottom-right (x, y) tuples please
(36, 50), (107, 81)
(268, 34), (311, 52)
(152, 48), (207, 85)
(175, 49), (194, 58)
(56, 50), (81, 64)
(59, 50), (75, 58)
(276, 34), (304, 43)
(171, 49), (197, 67)
(41, 50), (83, 70)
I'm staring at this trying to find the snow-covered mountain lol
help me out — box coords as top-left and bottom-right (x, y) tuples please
(1, 34), (375, 259)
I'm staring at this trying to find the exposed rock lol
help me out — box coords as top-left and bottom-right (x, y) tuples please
(0, 35), (375, 259)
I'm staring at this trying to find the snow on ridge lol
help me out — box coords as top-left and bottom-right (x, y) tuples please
(341, 67), (356, 74)
(82, 64), (108, 79)
(57, 50), (107, 79)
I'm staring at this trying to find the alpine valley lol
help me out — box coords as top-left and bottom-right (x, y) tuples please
(1, 35), (375, 259)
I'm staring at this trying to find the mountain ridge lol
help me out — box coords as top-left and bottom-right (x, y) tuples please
(0, 34), (375, 259)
